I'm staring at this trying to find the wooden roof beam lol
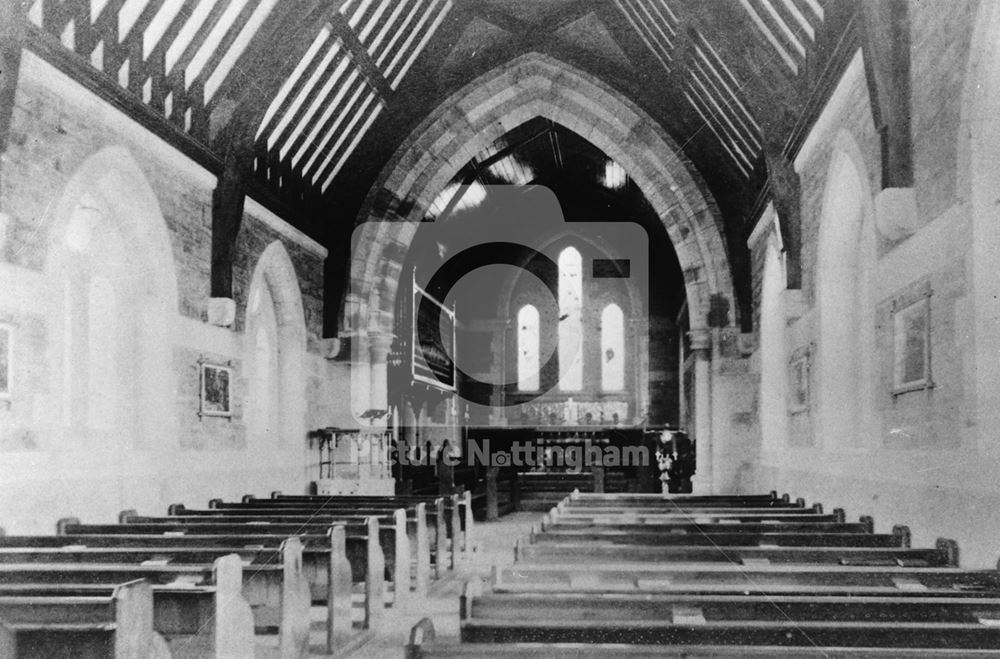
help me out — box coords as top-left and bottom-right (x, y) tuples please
(861, 0), (913, 189)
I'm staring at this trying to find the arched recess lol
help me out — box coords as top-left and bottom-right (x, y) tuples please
(45, 146), (179, 448)
(814, 131), (877, 449)
(960, 0), (1000, 443)
(347, 52), (734, 348)
(759, 207), (788, 454)
(37, 146), (179, 520)
(245, 240), (308, 450)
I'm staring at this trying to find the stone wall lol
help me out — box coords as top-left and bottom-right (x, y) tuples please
(748, 2), (1000, 566)
(0, 52), (341, 533)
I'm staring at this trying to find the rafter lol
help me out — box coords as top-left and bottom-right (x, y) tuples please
(861, 0), (913, 189)
(0, 0), (27, 171)
(329, 11), (394, 101)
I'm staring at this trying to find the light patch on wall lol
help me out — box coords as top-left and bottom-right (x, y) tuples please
(487, 155), (534, 186)
(601, 303), (625, 391)
(517, 304), (540, 391)
(427, 181), (487, 218)
(0, 324), (11, 398)
(65, 204), (102, 253)
(602, 160), (627, 190)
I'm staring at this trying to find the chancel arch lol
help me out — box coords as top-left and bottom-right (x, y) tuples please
(347, 53), (734, 347)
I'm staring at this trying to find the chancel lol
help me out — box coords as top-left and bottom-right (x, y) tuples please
(0, 0), (999, 656)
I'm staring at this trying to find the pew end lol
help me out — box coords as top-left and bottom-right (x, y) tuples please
(781, 493), (790, 503)
(448, 495), (461, 569)
(167, 503), (185, 515)
(462, 490), (474, 554)
(892, 525), (912, 548)
(278, 537), (312, 659)
(795, 497), (806, 508)
(832, 508), (846, 523)
(271, 491), (282, 499)
(110, 579), (159, 659)
(55, 517), (80, 535)
(489, 564), (501, 589)
(460, 578), (484, 621)
(210, 554), (256, 659)
(936, 537), (960, 566)
(813, 503), (824, 514)
(393, 508), (413, 605)
(769, 490), (778, 499)
(364, 516), (386, 630)
(327, 525), (354, 654)
(406, 618), (436, 659)
(860, 515), (875, 534)
(207, 498), (222, 509)
(434, 498), (447, 579)
(241, 494), (254, 504)
(118, 509), (138, 524)
(540, 513), (551, 531)
(415, 502), (430, 595)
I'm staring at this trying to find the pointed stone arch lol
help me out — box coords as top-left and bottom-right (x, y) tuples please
(44, 145), (179, 450)
(814, 130), (877, 449)
(245, 240), (308, 447)
(346, 52), (735, 346)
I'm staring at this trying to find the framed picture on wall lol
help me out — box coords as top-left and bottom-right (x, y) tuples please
(0, 324), (11, 398)
(892, 291), (932, 394)
(200, 362), (232, 417)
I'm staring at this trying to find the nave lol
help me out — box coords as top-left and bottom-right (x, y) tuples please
(4, 0), (1000, 656)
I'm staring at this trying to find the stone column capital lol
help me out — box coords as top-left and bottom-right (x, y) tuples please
(687, 328), (711, 352)
(367, 332), (395, 363)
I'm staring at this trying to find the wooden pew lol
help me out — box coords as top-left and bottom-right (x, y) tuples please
(547, 510), (842, 525)
(558, 504), (818, 515)
(46, 527), (311, 657)
(565, 491), (789, 506)
(111, 506), (428, 597)
(0, 554), (255, 659)
(513, 541), (951, 566)
(416, 487), (1000, 657)
(242, 492), (466, 564)
(162, 503), (437, 578)
(204, 496), (452, 571)
(406, 616), (1000, 657)
(529, 527), (908, 547)
(493, 548), (975, 595)
(540, 517), (865, 534)
(0, 579), (171, 659)
(456, 577), (1000, 649)
(55, 517), (389, 639)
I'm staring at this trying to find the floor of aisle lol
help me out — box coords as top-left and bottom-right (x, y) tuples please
(323, 511), (541, 659)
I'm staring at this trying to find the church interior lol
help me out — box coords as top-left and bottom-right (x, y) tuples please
(2, 0), (1000, 656)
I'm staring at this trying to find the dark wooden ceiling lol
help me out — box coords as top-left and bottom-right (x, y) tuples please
(20, 0), (863, 325)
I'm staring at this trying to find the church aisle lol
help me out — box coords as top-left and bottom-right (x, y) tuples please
(337, 513), (540, 659)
